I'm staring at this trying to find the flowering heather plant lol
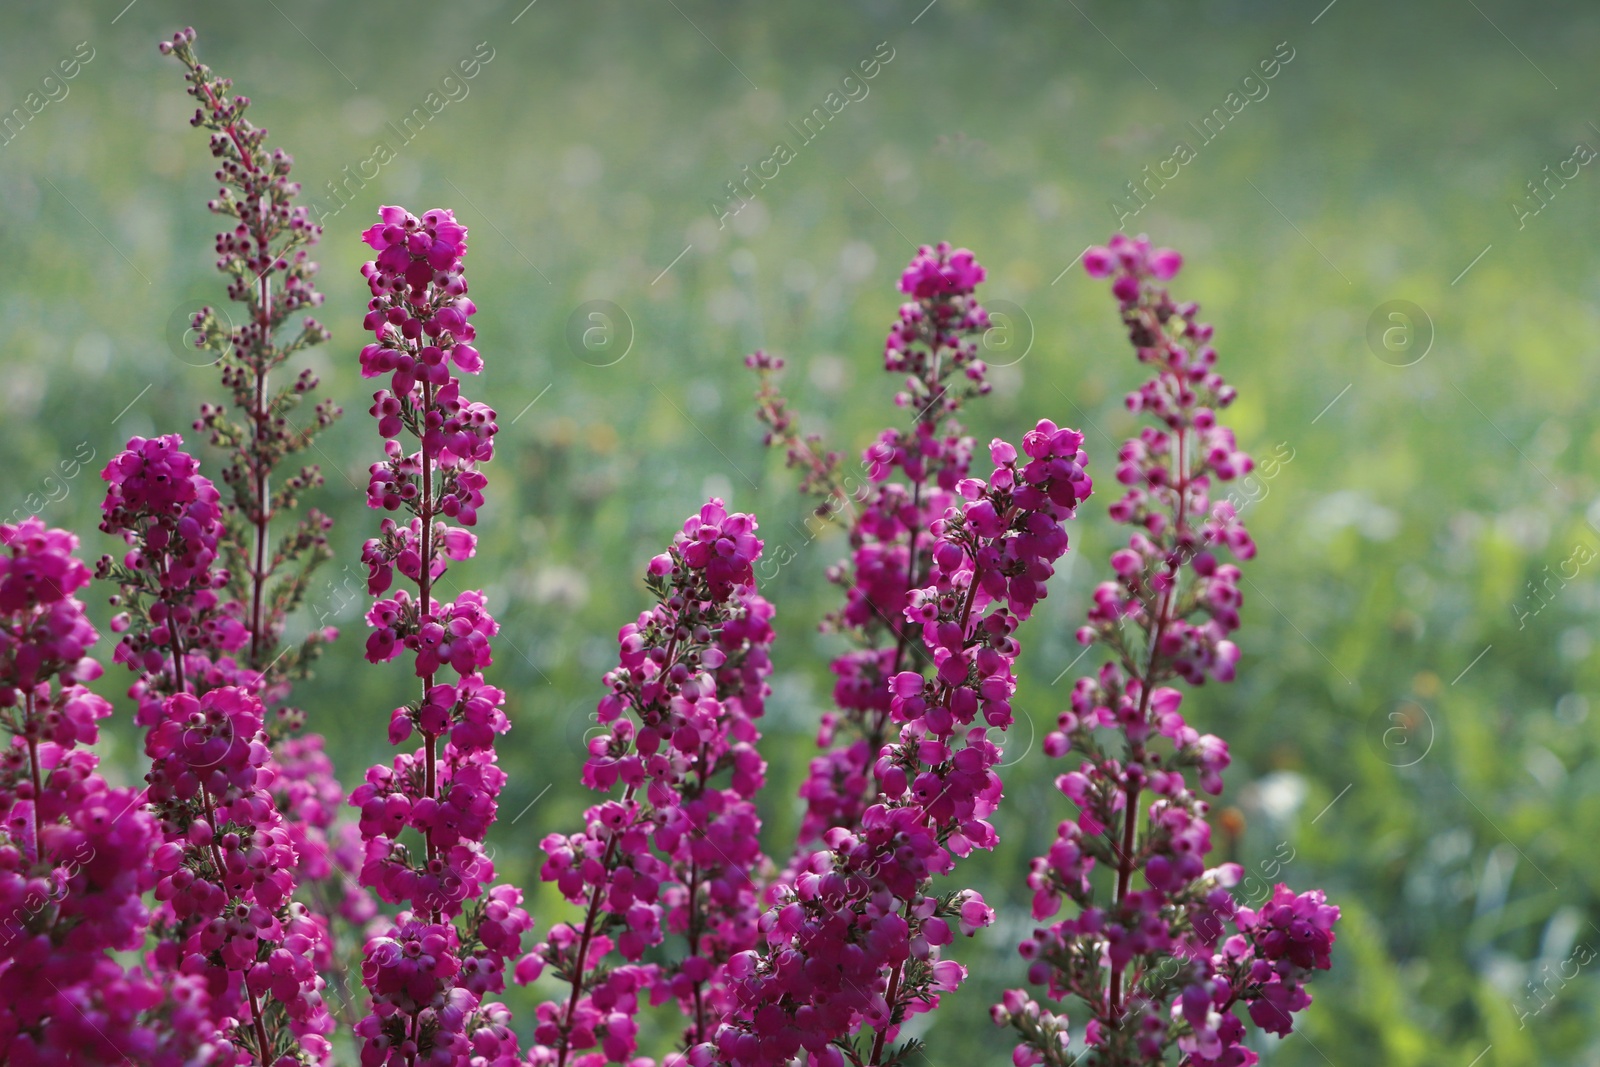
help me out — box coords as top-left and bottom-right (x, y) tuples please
(993, 236), (1338, 1067)
(717, 424), (1090, 1067)
(729, 246), (1093, 1066)
(0, 25), (1345, 1067)
(145, 685), (337, 1062)
(527, 499), (775, 1066)
(0, 519), (178, 1065)
(97, 434), (245, 712)
(97, 433), (336, 1062)
(160, 25), (368, 1017)
(350, 202), (532, 1065)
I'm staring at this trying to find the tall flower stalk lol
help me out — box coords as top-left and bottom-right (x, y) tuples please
(99, 437), (335, 1064)
(719, 423), (1092, 1067)
(161, 27), (341, 695)
(351, 204), (531, 1065)
(527, 500), (775, 1067)
(994, 236), (1338, 1067)
(159, 28), (367, 1012)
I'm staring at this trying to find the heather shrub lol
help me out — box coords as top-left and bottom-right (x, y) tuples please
(0, 26), (1337, 1067)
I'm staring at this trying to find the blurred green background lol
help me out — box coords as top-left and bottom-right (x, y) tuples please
(3, 0), (1599, 1062)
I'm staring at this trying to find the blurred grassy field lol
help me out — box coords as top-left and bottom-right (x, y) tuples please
(5, 0), (1600, 1062)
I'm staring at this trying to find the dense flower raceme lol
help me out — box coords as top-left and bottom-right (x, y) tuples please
(144, 687), (336, 1064)
(715, 425), (1092, 1067)
(97, 434), (250, 718)
(995, 236), (1338, 1067)
(748, 243), (997, 855)
(528, 500), (776, 1067)
(160, 29), (358, 969)
(351, 203), (531, 1067)
(0, 519), (218, 1066)
(97, 434), (336, 1064)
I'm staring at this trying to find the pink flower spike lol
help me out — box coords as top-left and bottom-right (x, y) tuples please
(999, 236), (1336, 1067)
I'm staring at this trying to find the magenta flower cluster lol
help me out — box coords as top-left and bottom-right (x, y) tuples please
(98, 434), (249, 715)
(349, 203), (532, 1067)
(529, 499), (776, 1067)
(994, 235), (1338, 1067)
(716, 419), (1090, 1067)
(96, 431), (337, 1063)
(145, 686), (335, 1062)
(0, 520), (181, 1066)
(359, 206), (492, 527)
(0, 519), (101, 698)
